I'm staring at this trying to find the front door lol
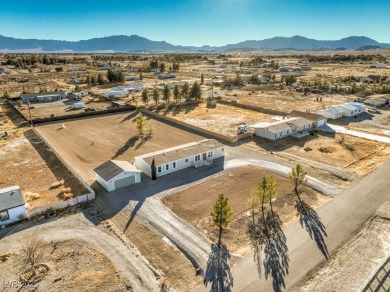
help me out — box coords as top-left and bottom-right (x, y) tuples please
(203, 153), (207, 160)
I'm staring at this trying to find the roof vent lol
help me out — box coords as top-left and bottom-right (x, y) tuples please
(10, 191), (14, 196)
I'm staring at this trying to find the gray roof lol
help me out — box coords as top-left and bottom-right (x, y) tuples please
(290, 110), (326, 122)
(21, 91), (65, 98)
(0, 186), (25, 211)
(94, 160), (140, 182)
(135, 139), (224, 166)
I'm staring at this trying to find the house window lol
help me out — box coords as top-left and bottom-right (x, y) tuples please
(0, 210), (9, 222)
(172, 162), (177, 169)
(195, 155), (201, 161)
(207, 151), (213, 158)
(185, 158), (189, 163)
(275, 134), (277, 138)
(158, 166), (162, 173)
(287, 130), (290, 134)
(165, 164), (169, 171)
(222, 148), (224, 151)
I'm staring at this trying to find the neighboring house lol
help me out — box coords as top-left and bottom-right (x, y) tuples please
(338, 103), (366, 117)
(70, 78), (84, 84)
(106, 90), (129, 98)
(0, 67), (5, 74)
(94, 160), (142, 192)
(370, 63), (386, 68)
(130, 67), (142, 72)
(253, 121), (293, 140)
(21, 92), (66, 104)
(134, 139), (225, 178)
(150, 68), (161, 73)
(289, 110), (327, 127)
(125, 75), (141, 81)
(318, 107), (343, 119)
(363, 95), (389, 107)
(258, 76), (269, 84)
(0, 186), (27, 226)
(158, 73), (176, 79)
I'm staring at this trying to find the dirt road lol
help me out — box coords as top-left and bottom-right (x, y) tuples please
(0, 212), (160, 292)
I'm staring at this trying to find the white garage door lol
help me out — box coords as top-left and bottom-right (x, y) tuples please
(114, 175), (135, 190)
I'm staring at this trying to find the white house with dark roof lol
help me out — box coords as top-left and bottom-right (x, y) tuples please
(134, 139), (225, 178)
(0, 186), (27, 226)
(94, 160), (142, 192)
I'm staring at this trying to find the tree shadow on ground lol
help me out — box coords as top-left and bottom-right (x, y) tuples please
(246, 212), (289, 292)
(134, 132), (152, 151)
(263, 212), (289, 292)
(203, 244), (233, 292)
(119, 111), (138, 123)
(295, 201), (329, 259)
(111, 135), (139, 159)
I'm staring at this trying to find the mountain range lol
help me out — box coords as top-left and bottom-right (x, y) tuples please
(0, 35), (389, 52)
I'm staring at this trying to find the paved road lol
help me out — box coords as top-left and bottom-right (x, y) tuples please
(221, 160), (390, 292)
(322, 124), (390, 144)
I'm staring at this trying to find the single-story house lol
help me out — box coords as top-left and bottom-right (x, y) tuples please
(0, 186), (27, 226)
(158, 73), (176, 79)
(338, 103), (366, 117)
(370, 63), (387, 68)
(318, 107), (343, 120)
(253, 121), (294, 140)
(94, 160), (142, 192)
(134, 139), (224, 178)
(106, 90), (129, 98)
(150, 68), (161, 73)
(21, 92), (66, 104)
(363, 95), (389, 107)
(289, 110), (327, 127)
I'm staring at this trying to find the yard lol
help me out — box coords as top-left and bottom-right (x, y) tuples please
(35, 112), (204, 184)
(0, 104), (86, 208)
(157, 101), (273, 136)
(162, 166), (329, 255)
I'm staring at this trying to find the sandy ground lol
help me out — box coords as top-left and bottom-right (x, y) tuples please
(16, 99), (113, 120)
(0, 104), (87, 208)
(162, 166), (329, 255)
(157, 101), (273, 136)
(0, 209), (160, 292)
(35, 112), (203, 184)
(242, 132), (390, 178)
(291, 216), (390, 292)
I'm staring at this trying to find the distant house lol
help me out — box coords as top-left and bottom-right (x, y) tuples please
(0, 68), (5, 74)
(150, 68), (161, 73)
(94, 160), (142, 192)
(130, 67), (142, 72)
(125, 75), (141, 81)
(21, 92), (66, 104)
(364, 95), (390, 107)
(258, 76), (269, 84)
(70, 78), (84, 84)
(106, 90), (129, 98)
(0, 186), (27, 226)
(318, 107), (343, 120)
(337, 103), (366, 117)
(370, 63), (386, 68)
(134, 139), (224, 178)
(158, 73), (176, 79)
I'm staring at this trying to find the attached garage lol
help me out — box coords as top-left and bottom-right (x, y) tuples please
(94, 160), (142, 192)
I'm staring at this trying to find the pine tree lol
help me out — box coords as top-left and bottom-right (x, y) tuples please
(267, 176), (277, 217)
(173, 85), (180, 103)
(211, 194), (233, 248)
(152, 86), (160, 105)
(97, 74), (104, 85)
(288, 164), (307, 208)
(201, 72), (204, 84)
(142, 89), (149, 105)
(136, 113), (146, 135)
(181, 83), (189, 101)
(163, 84), (171, 104)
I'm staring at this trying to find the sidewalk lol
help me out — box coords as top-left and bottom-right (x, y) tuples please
(320, 124), (390, 144)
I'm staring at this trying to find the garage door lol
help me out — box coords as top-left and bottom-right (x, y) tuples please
(317, 119), (325, 127)
(114, 175), (135, 190)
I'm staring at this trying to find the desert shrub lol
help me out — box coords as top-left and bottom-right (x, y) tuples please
(49, 180), (64, 189)
(63, 193), (73, 200)
(59, 187), (71, 194)
(304, 146), (312, 152)
(318, 147), (334, 153)
(25, 192), (40, 201)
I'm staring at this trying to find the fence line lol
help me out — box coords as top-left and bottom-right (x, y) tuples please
(217, 99), (288, 116)
(28, 127), (95, 217)
(140, 108), (236, 144)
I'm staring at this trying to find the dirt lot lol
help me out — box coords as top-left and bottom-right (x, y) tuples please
(15, 98), (112, 120)
(0, 239), (132, 292)
(162, 166), (329, 255)
(36, 112), (204, 183)
(0, 104), (86, 208)
(157, 101), (273, 136)
(291, 216), (390, 292)
(243, 132), (390, 177)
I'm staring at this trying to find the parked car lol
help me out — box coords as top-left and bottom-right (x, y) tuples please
(369, 107), (381, 113)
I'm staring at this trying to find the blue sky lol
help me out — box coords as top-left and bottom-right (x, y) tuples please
(1, 0), (389, 46)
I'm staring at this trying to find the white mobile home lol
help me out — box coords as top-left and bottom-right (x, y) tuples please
(289, 111), (327, 128)
(338, 103), (365, 117)
(94, 160), (142, 192)
(318, 107), (343, 120)
(21, 92), (66, 104)
(0, 186), (27, 226)
(134, 139), (224, 178)
(106, 90), (129, 98)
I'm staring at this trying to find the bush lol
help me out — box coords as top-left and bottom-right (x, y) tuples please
(50, 180), (64, 189)
(304, 146), (312, 152)
(59, 187), (71, 194)
(63, 193), (73, 200)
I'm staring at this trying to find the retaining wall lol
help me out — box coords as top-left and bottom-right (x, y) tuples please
(217, 99), (288, 116)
